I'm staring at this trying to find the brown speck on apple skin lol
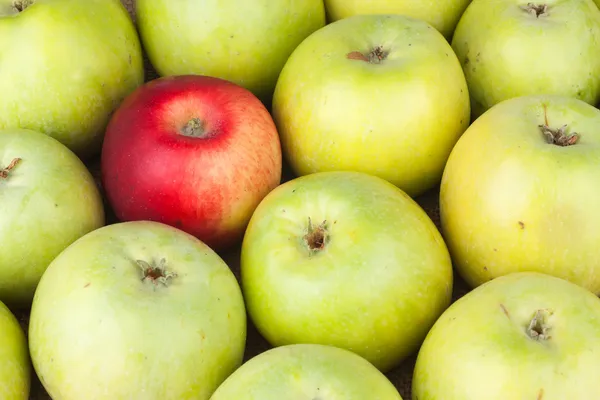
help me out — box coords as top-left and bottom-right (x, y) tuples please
(518, 221), (525, 229)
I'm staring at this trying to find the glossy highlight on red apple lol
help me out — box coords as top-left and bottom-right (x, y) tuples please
(100, 75), (282, 251)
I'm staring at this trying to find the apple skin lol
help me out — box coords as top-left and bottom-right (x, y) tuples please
(240, 171), (454, 373)
(0, 0), (144, 159)
(135, 0), (325, 104)
(0, 128), (105, 308)
(28, 221), (247, 400)
(101, 75), (282, 252)
(0, 300), (30, 400)
(413, 272), (600, 399)
(451, 0), (600, 119)
(440, 94), (600, 295)
(210, 344), (403, 400)
(324, 0), (472, 38)
(272, 14), (470, 198)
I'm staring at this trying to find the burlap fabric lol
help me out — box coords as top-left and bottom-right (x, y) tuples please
(23, 1), (472, 398)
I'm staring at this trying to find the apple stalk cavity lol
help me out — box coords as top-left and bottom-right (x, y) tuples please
(180, 117), (208, 138)
(346, 46), (388, 64)
(0, 158), (21, 179)
(12, 0), (33, 12)
(527, 309), (553, 341)
(539, 124), (579, 146)
(521, 3), (549, 18)
(136, 258), (177, 287)
(304, 217), (328, 253)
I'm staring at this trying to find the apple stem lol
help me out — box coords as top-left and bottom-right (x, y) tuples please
(346, 46), (388, 64)
(304, 217), (328, 254)
(526, 309), (553, 341)
(0, 158), (22, 179)
(180, 118), (208, 138)
(520, 3), (548, 18)
(538, 124), (579, 146)
(136, 258), (177, 288)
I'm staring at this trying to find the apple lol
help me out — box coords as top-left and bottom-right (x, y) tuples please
(323, 0), (472, 39)
(135, 0), (326, 104)
(210, 344), (403, 400)
(413, 272), (600, 399)
(440, 94), (600, 295)
(0, 300), (30, 400)
(0, 128), (105, 308)
(272, 14), (470, 198)
(101, 75), (282, 252)
(240, 171), (453, 373)
(0, 0), (144, 159)
(451, 0), (600, 119)
(29, 220), (247, 400)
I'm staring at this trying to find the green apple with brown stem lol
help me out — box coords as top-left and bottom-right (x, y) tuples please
(0, 128), (105, 308)
(452, 0), (600, 118)
(272, 14), (470, 198)
(440, 94), (600, 295)
(0, 0), (144, 159)
(413, 272), (600, 399)
(29, 221), (247, 400)
(241, 171), (454, 373)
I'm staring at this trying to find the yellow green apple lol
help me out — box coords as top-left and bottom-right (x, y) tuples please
(324, 0), (472, 38)
(0, 300), (30, 400)
(440, 94), (600, 294)
(210, 344), (403, 400)
(0, 0), (144, 159)
(136, 0), (326, 104)
(452, 0), (600, 118)
(0, 128), (104, 308)
(272, 14), (470, 197)
(240, 171), (453, 373)
(29, 221), (247, 400)
(413, 272), (600, 399)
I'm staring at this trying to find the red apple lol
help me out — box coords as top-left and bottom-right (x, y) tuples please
(100, 75), (282, 251)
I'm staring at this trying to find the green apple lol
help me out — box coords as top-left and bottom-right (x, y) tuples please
(240, 171), (453, 373)
(210, 344), (403, 400)
(0, 128), (104, 308)
(29, 221), (247, 400)
(0, 0), (144, 159)
(324, 0), (472, 38)
(440, 94), (600, 295)
(272, 14), (470, 198)
(0, 300), (30, 400)
(136, 0), (326, 104)
(452, 0), (600, 119)
(413, 272), (600, 399)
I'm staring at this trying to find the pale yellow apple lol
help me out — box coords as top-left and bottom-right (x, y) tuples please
(136, 0), (325, 104)
(413, 272), (600, 399)
(272, 14), (470, 197)
(440, 94), (600, 294)
(324, 0), (472, 38)
(452, 0), (600, 118)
